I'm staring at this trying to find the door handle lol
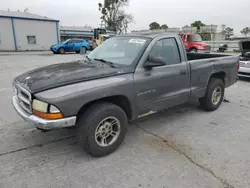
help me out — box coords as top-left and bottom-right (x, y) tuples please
(180, 70), (187, 75)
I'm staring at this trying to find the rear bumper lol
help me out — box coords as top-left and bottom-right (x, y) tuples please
(12, 96), (76, 130)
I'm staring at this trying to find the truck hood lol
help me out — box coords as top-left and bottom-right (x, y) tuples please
(14, 60), (132, 94)
(192, 42), (209, 47)
(239, 40), (250, 56)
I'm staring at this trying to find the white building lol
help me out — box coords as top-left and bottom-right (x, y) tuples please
(0, 10), (59, 51)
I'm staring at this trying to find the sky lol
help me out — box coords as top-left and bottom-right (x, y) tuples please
(1, 0), (250, 35)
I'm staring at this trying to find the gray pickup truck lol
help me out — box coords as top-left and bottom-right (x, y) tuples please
(12, 33), (239, 157)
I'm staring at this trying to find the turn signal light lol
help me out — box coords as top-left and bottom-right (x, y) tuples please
(33, 110), (63, 120)
(237, 63), (240, 72)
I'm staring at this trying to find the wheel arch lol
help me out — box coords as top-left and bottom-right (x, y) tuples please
(208, 71), (226, 84)
(77, 95), (133, 121)
(189, 46), (197, 52)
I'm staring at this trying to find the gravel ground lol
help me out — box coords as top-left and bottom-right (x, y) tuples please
(0, 52), (249, 188)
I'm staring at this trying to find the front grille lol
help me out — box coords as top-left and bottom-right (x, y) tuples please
(14, 83), (32, 114)
(240, 62), (246, 67)
(206, 45), (211, 51)
(240, 61), (250, 68)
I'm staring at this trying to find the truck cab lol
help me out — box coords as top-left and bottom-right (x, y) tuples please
(180, 33), (210, 53)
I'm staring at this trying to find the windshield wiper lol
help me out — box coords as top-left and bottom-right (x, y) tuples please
(93, 58), (116, 68)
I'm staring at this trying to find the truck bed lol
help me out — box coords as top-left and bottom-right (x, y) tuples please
(187, 52), (239, 98)
(186, 52), (231, 61)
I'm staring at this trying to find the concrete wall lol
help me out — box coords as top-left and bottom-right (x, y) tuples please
(14, 19), (58, 50)
(0, 18), (15, 50)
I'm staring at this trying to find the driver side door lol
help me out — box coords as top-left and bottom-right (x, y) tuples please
(134, 37), (190, 116)
(64, 40), (75, 52)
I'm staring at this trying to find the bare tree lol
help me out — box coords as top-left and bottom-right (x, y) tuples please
(241, 27), (250, 38)
(98, 0), (134, 34)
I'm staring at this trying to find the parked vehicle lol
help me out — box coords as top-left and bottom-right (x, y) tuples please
(12, 33), (239, 157)
(217, 44), (228, 52)
(90, 28), (113, 50)
(180, 33), (211, 53)
(50, 38), (90, 54)
(238, 40), (250, 78)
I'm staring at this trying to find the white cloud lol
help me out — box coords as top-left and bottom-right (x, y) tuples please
(1, 0), (250, 34)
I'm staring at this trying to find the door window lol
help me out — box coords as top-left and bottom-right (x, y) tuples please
(27, 36), (36, 44)
(150, 38), (181, 65)
(184, 35), (190, 42)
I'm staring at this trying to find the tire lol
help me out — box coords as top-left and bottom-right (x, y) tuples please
(189, 48), (197, 53)
(75, 50), (80, 54)
(58, 47), (65, 54)
(199, 78), (225, 111)
(77, 102), (128, 157)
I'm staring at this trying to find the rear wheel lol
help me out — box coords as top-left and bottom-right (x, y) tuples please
(58, 47), (65, 54)
(189, 48), (197, 53)
(199, 78), (225, 111)
(77, 102), (128, 157)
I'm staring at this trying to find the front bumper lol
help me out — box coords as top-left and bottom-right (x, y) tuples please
(50, 47), (58, 53)
(12, 96), (76, 130)
(238, 67), (250, 78)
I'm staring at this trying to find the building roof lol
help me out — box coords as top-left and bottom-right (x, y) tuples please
(0, 10), (59, 22)
(60, 26), (93, 32)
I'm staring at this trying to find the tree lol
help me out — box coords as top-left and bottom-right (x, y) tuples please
(241, 27), (250, 38)
(161, 24), (168, 30)
(149, 22), (161, 30)
(191, 21), (205, 30)
(98, 0), (134, 34)
(224, 27), (234, 39)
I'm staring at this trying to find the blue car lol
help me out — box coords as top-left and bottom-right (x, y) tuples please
(50, 38), (90, 54)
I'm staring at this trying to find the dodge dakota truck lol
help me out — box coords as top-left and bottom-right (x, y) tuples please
(12, 33), (239, 157)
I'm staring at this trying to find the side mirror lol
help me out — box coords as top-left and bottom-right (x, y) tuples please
(144, 56), (166, 68)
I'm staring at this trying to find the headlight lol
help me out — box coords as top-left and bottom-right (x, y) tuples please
(32, 99), (63, 120)
(32, 99), (48, 112)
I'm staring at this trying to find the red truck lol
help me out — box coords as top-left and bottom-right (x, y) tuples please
(180, 33), (211, 53)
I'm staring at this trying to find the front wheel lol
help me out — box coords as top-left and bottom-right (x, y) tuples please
(77, 102), (128, 157)
(199, 78), (225, 111)
(58, 47), (65, 54)
(189, 48), (197, 53)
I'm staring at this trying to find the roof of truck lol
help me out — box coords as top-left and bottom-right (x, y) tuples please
(122, 32), (176, 39)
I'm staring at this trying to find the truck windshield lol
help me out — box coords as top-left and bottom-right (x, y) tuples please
(192, 34), (202, 42)
(88, 37), (150, 66)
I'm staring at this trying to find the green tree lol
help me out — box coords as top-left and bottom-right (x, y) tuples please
(161, 24), (168, 30)
(149, 22), (161, 30)
(225, 27), (234, 39)
(98, 0), (133, 34)
(241, 27), (250, 38)
(191, 21), (205, 30)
